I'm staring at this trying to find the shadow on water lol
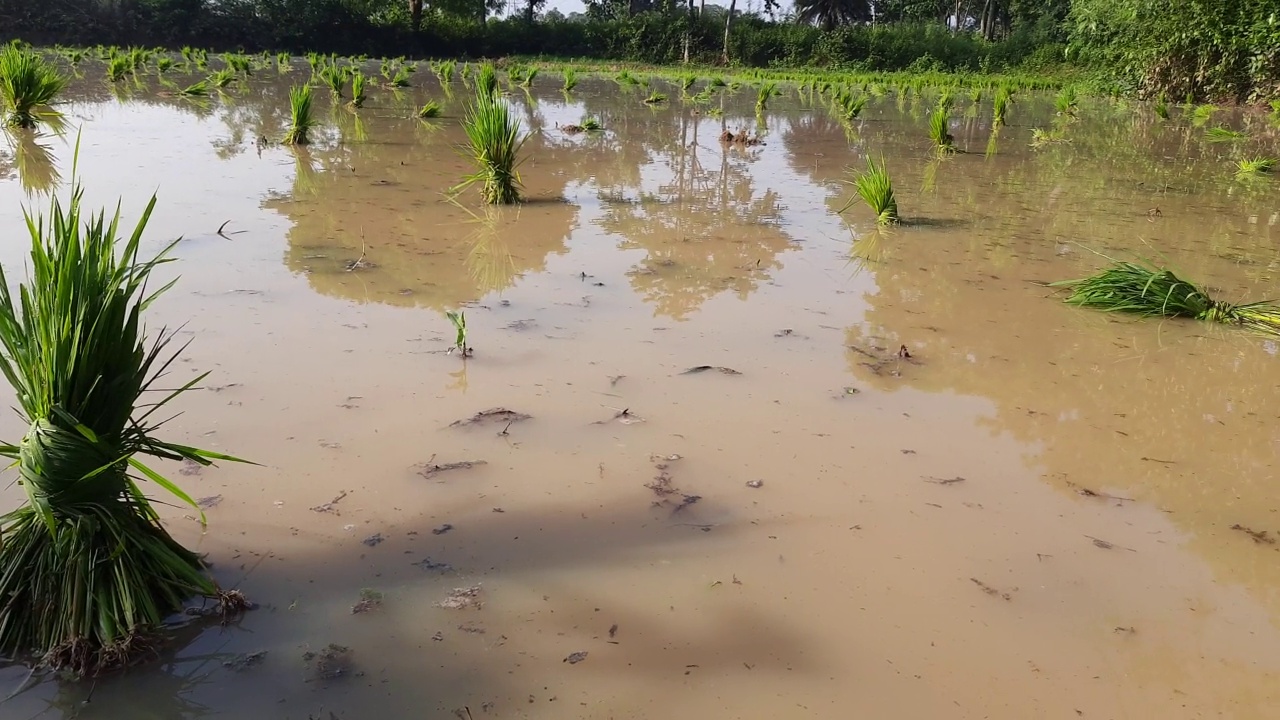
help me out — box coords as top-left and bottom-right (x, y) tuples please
(2, 499), (813, 719)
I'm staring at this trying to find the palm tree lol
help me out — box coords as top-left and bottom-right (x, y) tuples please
(794, 0), (871, 30)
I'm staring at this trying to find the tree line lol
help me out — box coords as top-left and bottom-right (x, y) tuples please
(0, 0), (1276, 100)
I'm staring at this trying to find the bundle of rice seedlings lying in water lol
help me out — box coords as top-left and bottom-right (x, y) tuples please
(0, 45), (66, 128)
(1052, 260), (1280, 336)
(0, 167), (248, 675)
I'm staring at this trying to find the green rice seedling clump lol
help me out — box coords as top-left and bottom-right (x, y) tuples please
(0, 168), (248, 675)
(1154, 92), (1169, 120)
(1054, 86), (1077, 116)
(680, 74), (696, 94)
(1205, 126), (1245, 143)
(320, 65), (347, 98)
(455, 92), (528, 205)
(477, 63), (498, 98)
(155, 57), (174, 73)
(580, 116), (602, 131)
(0, 46), (67, 128)
(843, 156), (898, 227)
(1235, 157), (1276, 178)
(563, 67), (578, 92)
(643, 91), (668, 104)
(838, 93), (867, 120)
(756, 81), (777, 114)
(209, 68), (237, 89)
(1053, 260), (1280, 336)
(350, 71), (367, 108)
(282, 84), (316, 145)
(106, 55), (130, 82)
(928, 105), (955, 153)
(992, 86), (1011, 126)
(417, 100), (443, 118)
(178, 80), (208, 97)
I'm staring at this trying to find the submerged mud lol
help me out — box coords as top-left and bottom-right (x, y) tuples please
(1, 68), (1278, 718)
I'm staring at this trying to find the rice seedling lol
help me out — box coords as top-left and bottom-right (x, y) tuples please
(506, 66), (528, 87)
(445, 311), (470, 356)
(1154, 92), (1169, 120)
(459, 63), (472, 86)
(1030, 127), (1067, 147)
(384, 65), (410, 88)
(350, 72), (367, 108)
(429, 60), (454, 84)
(1052, 260), (1280, 336)
(319, 65), (347, 99)
(563, 67), (577, 92)
(936, 88), (955, 110)
(968, 87), (982, 104)
(417, 100), (442, 118)
(756, 81), (777, 114)
(519, 67), (538, 89)
(709, 76), (726, 89)
(615, 70), (639, 86)
(277, 52), (291, 72)
(680, 74), (696, 95)
(155, 57), (174, 74)
(1235, 157), (1276, 179)
(177, 80), (208, 97)
(837, 93), (866, 120)
(580, 116), (602, 131)
(928, 105), (955, 154)
(1270, 100), (1280, 123)
(208, 68), (236, 89)
(454, 92), (527, 205)
(477, 63), (498, 98)
(0, 46), (67, 129)
(64, 49), (87, 66)
(984, 127), (1000, 158)
(992, 86), (1011, 126)
(0, 163), (248, 675)
(106, 55), (130, 82)
(222, 53), (252, 76)
(643, 91), (668, 105)
(841, 156), (898, 227)
(1190, 104), (1216, 127)
(1054, 86), (1077, 116)
(282, 84), (316, 145)
(1204, 126), (1245, 143)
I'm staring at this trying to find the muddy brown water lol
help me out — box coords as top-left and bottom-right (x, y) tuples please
(1, 65), (1279, 718)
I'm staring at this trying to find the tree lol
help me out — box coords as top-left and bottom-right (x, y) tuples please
(794, 0), (871, 31)
(409, 0), (423, 29)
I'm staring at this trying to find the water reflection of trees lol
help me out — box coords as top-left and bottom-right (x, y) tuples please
(583, 100), (795, 320)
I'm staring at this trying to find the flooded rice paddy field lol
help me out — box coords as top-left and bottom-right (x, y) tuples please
(1, 65), (1280, 718)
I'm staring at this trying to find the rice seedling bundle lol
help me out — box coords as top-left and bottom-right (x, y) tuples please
(992, 86), (1011, 126)
(155, 57), (173, 73)
(843, 156), (898, 227)
(417, 100), (442, 118)
(282, 84), (316, 145)
(277, 52), (291, 71)
(177, 80), (208, 97)
(477, 63), (498, 98)
(679, 74), (695, 94)
(928, 105), (955, 153)
(1053, 260), (1280, 336)
(1204, 126), (1245, 143)
(580, 116), (602, 131)
(1054, 86), (1077, 116)
(643, 91), (668, 104)
(0, 171), (246, 675)
(1235, 157), (1275, 178)
(208, 68), (236, 89)
(320, 65), (347, 98)
(0, 46), (66, 129)
(1190, 104), (1217, 126)
(838, 93), (866, 120)
(519, 67), (538, 89)
(106, 55), (130, 82)
(350, 71), (367, 108)
(756, 81), (777, 114)
(563, 68), (578, 92)
(455, 91), (527, 205)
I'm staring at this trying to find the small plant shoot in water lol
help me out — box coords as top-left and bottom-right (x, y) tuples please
(446, 311), (471, 357)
